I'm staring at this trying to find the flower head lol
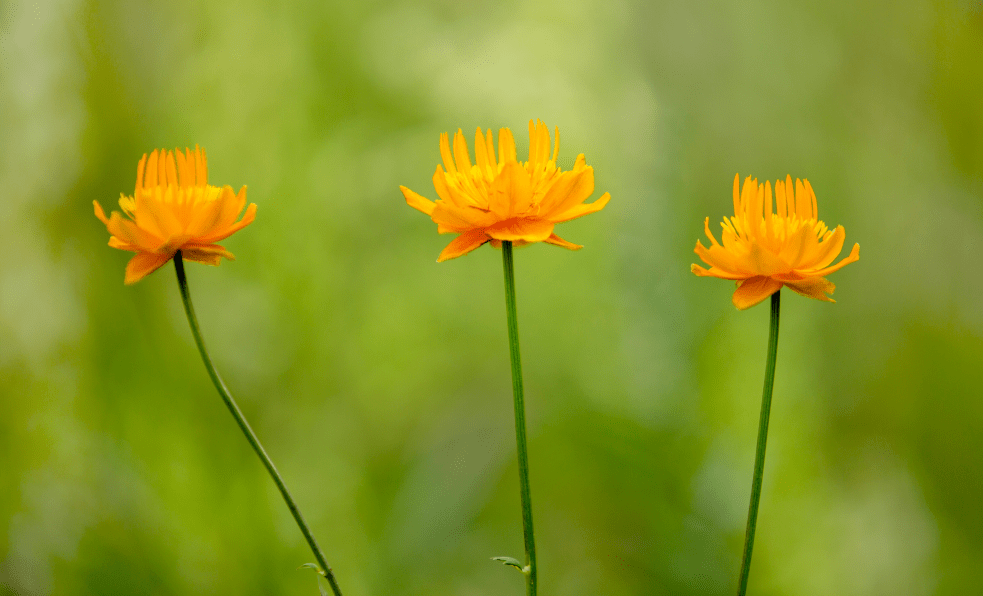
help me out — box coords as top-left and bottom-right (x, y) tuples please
(692, 174), (859, 310)
(94, 146), (257, 284)
(400, 120), (610, 261)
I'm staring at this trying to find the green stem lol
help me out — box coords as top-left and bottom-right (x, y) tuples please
(173, 252), (343, 596)
(737, 290), (781, 596)
(501, 241), (537, 596)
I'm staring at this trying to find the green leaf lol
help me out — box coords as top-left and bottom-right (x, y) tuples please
(298, 563), (325, 577)
(298, 564), (328, 595)
(491, 556), (525, 572)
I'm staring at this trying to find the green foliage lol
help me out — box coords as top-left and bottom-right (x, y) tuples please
(491, 556), (526, 572)
(300, 564), (329, 596)
(1, 0), (981, 595)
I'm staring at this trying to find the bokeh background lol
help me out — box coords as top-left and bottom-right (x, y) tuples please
(2, 0), (982, 594)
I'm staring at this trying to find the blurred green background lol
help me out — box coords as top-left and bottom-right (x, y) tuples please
(2, 0), (982, 594)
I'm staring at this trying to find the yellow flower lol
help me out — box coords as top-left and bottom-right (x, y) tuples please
(692, 174), (859, 310)
(94, 146), (257, 284)
(400, 120), (610, 261)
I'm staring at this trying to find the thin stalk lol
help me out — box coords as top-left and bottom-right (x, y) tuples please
(501, 241), (537, 596)
(737, 290), (781, 596)
(173, 252), (343, 596)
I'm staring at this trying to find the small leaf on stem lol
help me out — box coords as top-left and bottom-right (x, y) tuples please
(299, 563), (326, 577)
(491, 556), (526, 572)
(299, 563), (329, 596)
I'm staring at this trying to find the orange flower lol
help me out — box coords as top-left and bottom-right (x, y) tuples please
(400, 120), (610, 261)
(692, 174), (859, 310)
(94, 146), (256, 284)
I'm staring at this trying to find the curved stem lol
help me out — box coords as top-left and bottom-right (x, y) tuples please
(737, 290), (781, 596)
(501, 241), (537, 596)
(173, 252), (343, 596)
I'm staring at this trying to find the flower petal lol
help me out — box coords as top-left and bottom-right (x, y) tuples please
(399, 186), (434, 215)
(691, 263), (746, 280)
(732, 276), (783, 310)
(431, 200), (492, 230)
(784, 276), (836, 302)
(437, 230), (490, 262)
(93, 201), (111, 225)
(439, 132), (456, 176)
(694, 240), (753, 277)
(452, 129), (473, 173)
(474, 128), (493, 175)
(195, 146), (208, 186)
(807, 242), (859, 277)
(208, 185), (248, 231)
(195, 202), (257, 244)
(777, 222), (817, 269)
(431, 166), (455, 204)
(497, 127), (517, 164)
(437, 222), (470, 234)
(124, 252), (173, 284)
(107, 211), (164, 250)
(549, 192), (610, 223)
(182, 252), (221, 266)
(702, 217), (721, 247)
(485, 218), (554, 243)
(134, 187), (183, 239)
(748, 243), (792, 276)
(539, 165), (594, 217)
(543, 232), (582, 250)
(108, 236), (140, 251)
(490, 161), (533, 216)
(800, 226), (846, 272)
(182, 244), (234, 266)
(789, 225), (842, 272)
(185, 188), (229, 238)
(183, 243), (235, 261)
